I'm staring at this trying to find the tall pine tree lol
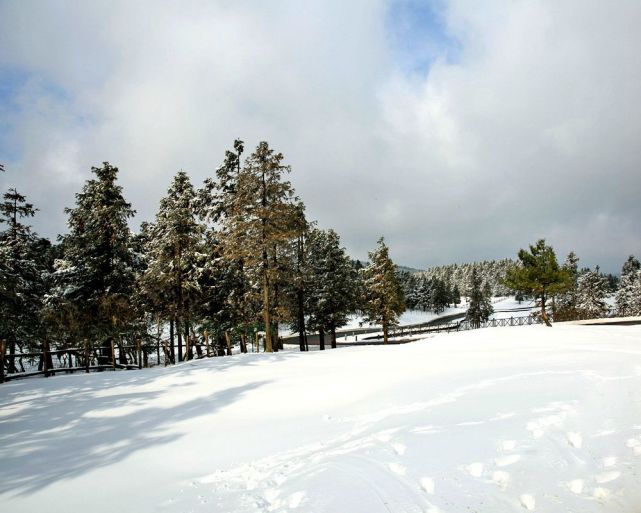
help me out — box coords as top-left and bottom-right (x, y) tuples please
(56, 163), (137, 353)
(363, 238), (405, 344)
(615, 255), (640, 316)
(140, 171), (203, 362)
(218, 141), (303, 352)
(0, 188), (47, 373)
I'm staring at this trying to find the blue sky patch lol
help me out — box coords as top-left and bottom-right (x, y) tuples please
(386, 0), (461, 76)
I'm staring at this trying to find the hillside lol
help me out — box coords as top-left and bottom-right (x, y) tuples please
(1, 325), (640, 512)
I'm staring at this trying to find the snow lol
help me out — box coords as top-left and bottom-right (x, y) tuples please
(279, 307), (465, 337)
(1, 324), (641, 512)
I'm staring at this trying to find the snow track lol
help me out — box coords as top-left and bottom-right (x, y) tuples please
(1, 325), (641, 512)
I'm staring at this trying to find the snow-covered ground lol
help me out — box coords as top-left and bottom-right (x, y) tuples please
(279, 307), (466, 338)
(490, 297), (537, 320)
(2, 324), (641, 512)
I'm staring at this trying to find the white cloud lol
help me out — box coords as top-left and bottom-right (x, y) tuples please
(0, 0), (640, 272)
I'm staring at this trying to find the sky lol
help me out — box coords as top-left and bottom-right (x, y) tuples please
(0, 0), (640, 273)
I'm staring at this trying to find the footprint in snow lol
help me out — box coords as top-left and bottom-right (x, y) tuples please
(626, 437), (641, 455)
(501, 440), (517, 451)
(494, 454), (521, 467)
(519, 494), (536, 511)
(593, 487), (611, 500)
(594, 471), (621, 484)
(566, 432), (583, 449)
(288, 491), (306, 509)
(464, 462), (484, 478)
(391, 442), (406, 455)
(491, 471), (510, 489)
(388, 462), (407, 476)
(419, 477), (435, 494)
(566, 479), (584, 494)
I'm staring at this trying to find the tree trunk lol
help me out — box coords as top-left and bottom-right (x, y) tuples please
(540, 294), (552, 327)
(383, 320), (389, 344)
(84, 339), (90, 373)
(119, 339), (128, 365)
(225, 331), (232, 356)
(240, 333), (247, 354)
(0, 340), (5, 383)
(184, 322), (192, 360)
(319, 327), (325, 351)
(8, 339), (17, 374)
(262, 270), (273, 352)
(273, 322), (280, 352)
(169, 318), (175, 363)
(176, 319), (183, 362)
(331, 323), (337, 349)
(43, 339), (50, 377)
(297, 235), (306, 351)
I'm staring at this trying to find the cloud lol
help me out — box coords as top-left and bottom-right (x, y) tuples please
(0, 0), (640, 272)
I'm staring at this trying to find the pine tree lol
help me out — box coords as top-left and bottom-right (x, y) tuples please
(628, 271), (641, 316)
(576, 267), (609, 319)
(466, 269), (493, 327)
(198, 140), (261, 354)
(0, 188), (47, 373)
(503, 240), (571, 326)
(363, 238), (405, 344)
(305, 228), (358, 349)
(218, 141), (303, 352)
(615, 255), (640, 316)
(556, 251), (580, 321)
(140, 171), (203, 361)
(56, 163), (137, 353)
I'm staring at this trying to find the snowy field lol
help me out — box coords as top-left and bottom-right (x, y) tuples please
(1, 324), (641, 513)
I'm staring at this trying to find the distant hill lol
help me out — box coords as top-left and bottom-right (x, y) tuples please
(396, 265), (423, 274)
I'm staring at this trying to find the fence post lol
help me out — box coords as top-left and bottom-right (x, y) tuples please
(111, 338), (116, 371)
(84, 339), (90, 373)
(137, 339), (142, 370)
(0, 339), (5, 383)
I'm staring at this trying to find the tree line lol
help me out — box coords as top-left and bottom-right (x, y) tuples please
(0, 142), (405, 375)
(1, 152), (640, 377)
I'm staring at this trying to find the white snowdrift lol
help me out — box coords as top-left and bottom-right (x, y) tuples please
(1, 324), (641, 513)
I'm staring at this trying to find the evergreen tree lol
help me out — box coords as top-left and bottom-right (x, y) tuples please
(615, 255), (640, 316)
(451, 284), (461, 306)
(466, 269), (493, 327)
(556, 251), (580, 321)
(218, 141), (303, 352)
(431, 278), (449, 313)
(628, 271), (641, 316)
(0, 188), (47, 373)
(503, 239), (571, 326)
(198, 140), (261, 354)
(363, 238), (405, 344)
(576, 267), (609, 319)
(140, 171), (203, 361)
(305, 228), (358, 349)
(56, 163), (137, 351)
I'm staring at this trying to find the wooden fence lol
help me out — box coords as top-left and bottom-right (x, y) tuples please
(0, 334), (230, 383)
(379, 314), (544, 340)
